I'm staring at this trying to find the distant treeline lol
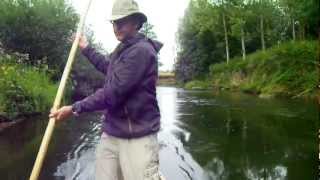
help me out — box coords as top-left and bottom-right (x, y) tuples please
(175, 0), (319, 83)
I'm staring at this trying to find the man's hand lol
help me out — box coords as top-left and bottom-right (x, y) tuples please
(78, 34), (89, 50)
(70, 34), (88, 50)
(49, 106), (73, 121)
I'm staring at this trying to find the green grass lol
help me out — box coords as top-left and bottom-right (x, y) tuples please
(0, 57), (57, 119)
(185, 80), (211, 90)
(185, 41), (318, 98)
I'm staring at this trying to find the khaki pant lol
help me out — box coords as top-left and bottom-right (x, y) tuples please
(95, 132), (161, 180)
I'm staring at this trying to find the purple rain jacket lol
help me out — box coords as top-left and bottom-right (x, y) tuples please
(72, 33), (163, 138)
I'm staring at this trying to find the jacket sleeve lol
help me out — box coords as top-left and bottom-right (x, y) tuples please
(72, 45), (153, 113)
(82, 46), (110, 75)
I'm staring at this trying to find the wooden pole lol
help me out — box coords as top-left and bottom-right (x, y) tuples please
(29, 0), (93, 179)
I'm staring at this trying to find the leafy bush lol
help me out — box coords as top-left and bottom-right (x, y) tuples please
(0, 58), (57, 118)
(0, 0), (78, 76)
(185, 80), (211, 90)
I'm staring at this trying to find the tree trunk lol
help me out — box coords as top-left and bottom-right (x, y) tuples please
(222, 12), (230, 64)
(241, 27), (246, 60)
(302, 24), (306, 40)
(260, 14), (265, 51)
(292, 18), (296, 41)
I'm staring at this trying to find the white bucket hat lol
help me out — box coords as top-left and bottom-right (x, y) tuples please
(110, 0), (147, 23)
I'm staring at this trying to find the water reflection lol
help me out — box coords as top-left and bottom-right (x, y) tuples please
(0, 87), (317, 180)
(169, 88), (317, 180)
(50, 115), (102, 180)
(157, 87), (206, 180)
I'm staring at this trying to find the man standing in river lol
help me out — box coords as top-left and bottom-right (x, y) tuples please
(49, 0), (163, 179)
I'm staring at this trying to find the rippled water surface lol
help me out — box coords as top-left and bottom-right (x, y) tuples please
(0, 87), (318, 180)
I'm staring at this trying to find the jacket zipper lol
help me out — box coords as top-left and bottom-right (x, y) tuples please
(124, 106), (133, 134)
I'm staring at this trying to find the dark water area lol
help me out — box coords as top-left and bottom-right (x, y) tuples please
(0, 87), (318, 180)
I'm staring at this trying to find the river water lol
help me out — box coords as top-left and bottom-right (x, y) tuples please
(0, 87), (318, 180)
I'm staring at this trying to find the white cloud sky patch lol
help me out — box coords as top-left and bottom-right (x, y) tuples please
(70, 0), (190, 71)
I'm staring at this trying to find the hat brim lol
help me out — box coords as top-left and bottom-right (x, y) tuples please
(109, 12), (147, 23)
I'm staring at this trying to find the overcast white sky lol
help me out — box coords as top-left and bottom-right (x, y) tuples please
(70, 0), (190, 71)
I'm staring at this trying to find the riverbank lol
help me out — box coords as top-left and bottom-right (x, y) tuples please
(158, 72), (176, 86)
(0, 53), (57, 127)
(185, 41), (318, 99)
(0, 112), (42, 133)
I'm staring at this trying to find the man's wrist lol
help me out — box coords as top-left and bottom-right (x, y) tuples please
(71, 103), (81, 116)
(80, 44), (88, 50)
(81, 44), (90, 52)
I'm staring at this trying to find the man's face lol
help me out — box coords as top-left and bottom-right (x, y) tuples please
(112, 17), (138, 42)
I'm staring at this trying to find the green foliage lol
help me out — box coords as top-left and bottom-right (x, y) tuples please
(209, 41), (318, 97)
(140, 22), (157, 39)
(279, 0), (319, 39)
(0, 0), (78, 77)
(175, 0), (318, 84)
(185, 80), (211, 90)
(0, 57), (57, 118)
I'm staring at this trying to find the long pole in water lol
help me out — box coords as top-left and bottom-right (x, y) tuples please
(29, 0), (93, 179)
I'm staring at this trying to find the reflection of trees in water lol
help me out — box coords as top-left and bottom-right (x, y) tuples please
(245, 165), (287, 180)
(174, 91), (316, 179)
(202, 156), (287, 180)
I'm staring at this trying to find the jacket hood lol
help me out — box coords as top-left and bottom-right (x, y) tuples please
(121, 33), (163, 53)
(146, 38), (163, 53)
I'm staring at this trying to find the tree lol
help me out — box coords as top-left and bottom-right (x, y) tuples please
(0, 0), (78, 76)
(230, 0), (251, 60)
(257, 0), (266, 51)
(279, 0), (319, 40)
(248, 0), (282, 51)
(216, 0), (231, 63)
(140, 22), (157, 39)
(175, 0), (318, 83)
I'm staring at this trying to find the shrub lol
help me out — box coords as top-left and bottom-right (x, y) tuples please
(0, 0), (78, 77)
(0, 59), (57, 118)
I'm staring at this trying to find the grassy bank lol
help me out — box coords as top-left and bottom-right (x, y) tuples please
(0, 55), (57, 120)
(158, 72), (176, 86)
(185, 41), (318, 98)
